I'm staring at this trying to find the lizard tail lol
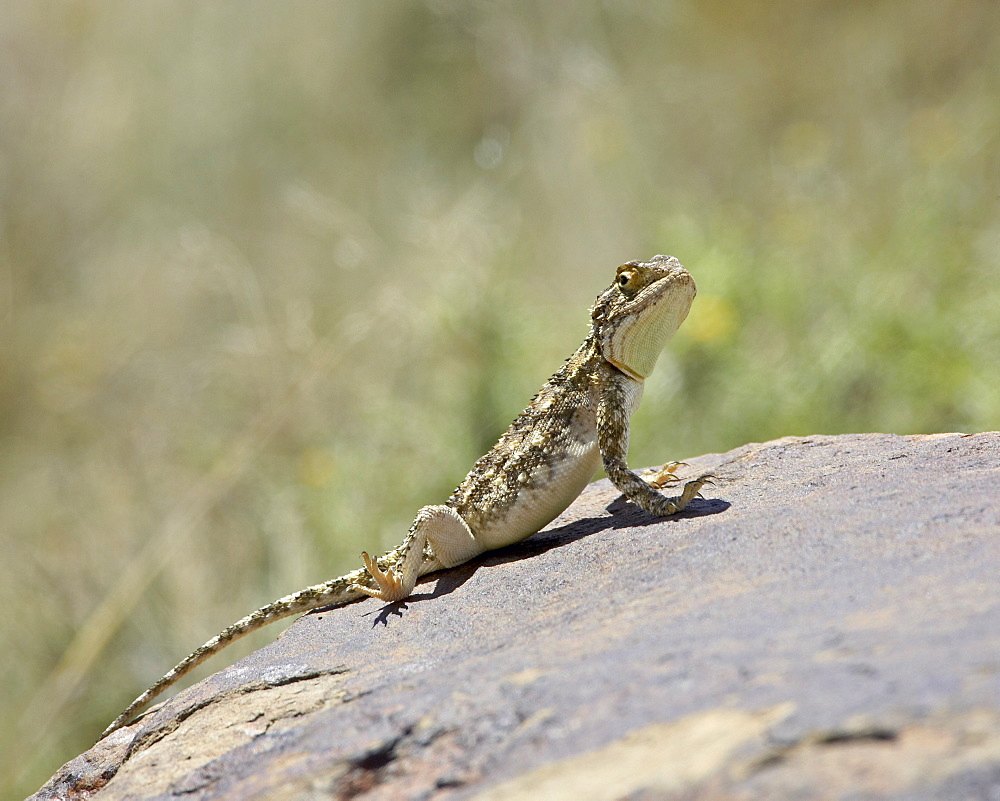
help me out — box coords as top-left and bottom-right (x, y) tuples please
(101, 566), (373, 738)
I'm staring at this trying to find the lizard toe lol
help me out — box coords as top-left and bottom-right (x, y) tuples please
(356, 551), (408, 602)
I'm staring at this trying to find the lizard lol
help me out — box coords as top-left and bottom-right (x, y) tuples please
(101, 254), (712, 739)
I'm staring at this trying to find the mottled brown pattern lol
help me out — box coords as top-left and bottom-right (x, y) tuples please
(597, 366), (706, 516)
(101, 256), (711, 740)
(447, 340), (602, 529)
(101, 558), (397, 738)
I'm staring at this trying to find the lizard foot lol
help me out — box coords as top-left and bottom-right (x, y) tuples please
(653, 473), (716, 515)
(677, 474), (716, 508)
(350, 551), (408, 603)
(641, 471), (715, 516)
(646, 461), (688, 489)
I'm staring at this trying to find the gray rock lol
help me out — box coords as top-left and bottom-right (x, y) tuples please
(30, 432), (1000, 800)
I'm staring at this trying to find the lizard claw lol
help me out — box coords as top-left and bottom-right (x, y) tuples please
(676, 474), (716, 507)
(647, 461), (689, 489)
(351, 551), (407, 603)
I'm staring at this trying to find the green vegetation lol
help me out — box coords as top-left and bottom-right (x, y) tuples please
(2, 2), (997, 795)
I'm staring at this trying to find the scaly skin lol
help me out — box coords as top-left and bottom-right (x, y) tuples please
(101, 255), (711, 738)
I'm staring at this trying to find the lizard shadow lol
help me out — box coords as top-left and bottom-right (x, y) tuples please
(496, 492), (730, 563)
(364, 491), (729, 626)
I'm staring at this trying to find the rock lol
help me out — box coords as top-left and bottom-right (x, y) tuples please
(30, 432), (1000, 800)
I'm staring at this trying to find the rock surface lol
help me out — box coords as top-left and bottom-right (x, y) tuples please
(31, 432), (1000, 801)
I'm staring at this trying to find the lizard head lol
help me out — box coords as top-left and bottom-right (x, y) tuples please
(591, 255), (696, 380)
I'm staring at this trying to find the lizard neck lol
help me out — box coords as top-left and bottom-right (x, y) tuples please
(604, 355), (645, 382)
(576, 334), (645, 383)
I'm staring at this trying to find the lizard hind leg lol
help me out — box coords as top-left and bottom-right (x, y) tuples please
(351, 504), (478, 603)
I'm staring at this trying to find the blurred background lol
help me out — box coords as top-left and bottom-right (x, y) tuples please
(2, 1), (997, 795)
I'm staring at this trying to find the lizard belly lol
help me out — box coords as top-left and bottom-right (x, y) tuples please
(471, 438), (602, 550)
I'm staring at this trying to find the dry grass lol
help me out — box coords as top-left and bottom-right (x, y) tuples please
(3, 2), (998, 795)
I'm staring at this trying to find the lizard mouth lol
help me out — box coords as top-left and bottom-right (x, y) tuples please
(601, 264), (696, 380)
(631, 265), (695, 311)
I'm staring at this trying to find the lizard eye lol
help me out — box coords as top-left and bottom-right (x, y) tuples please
(616, 267), (636, 289)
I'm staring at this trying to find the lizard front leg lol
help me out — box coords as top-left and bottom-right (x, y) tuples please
(351, 504), (481, 602)
(597, 370), (711, 516)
